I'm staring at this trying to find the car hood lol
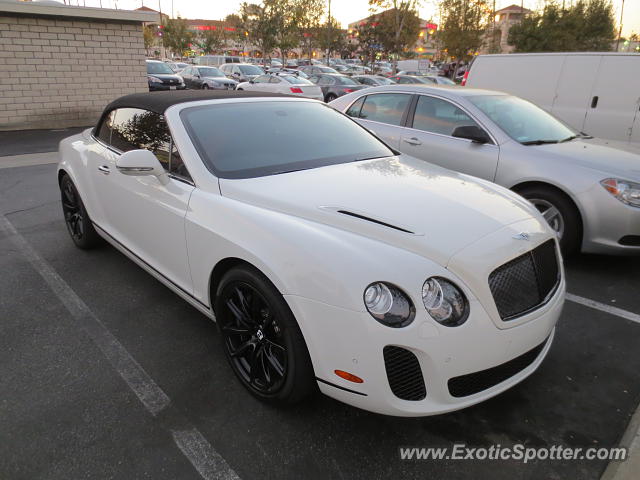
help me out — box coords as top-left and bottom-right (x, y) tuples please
(219, 155), (540, 267)
(531, 139), (640, 181)
(148, 73), (182, 81)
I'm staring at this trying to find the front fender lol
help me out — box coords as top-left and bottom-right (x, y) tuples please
(185, 189), (459, 313)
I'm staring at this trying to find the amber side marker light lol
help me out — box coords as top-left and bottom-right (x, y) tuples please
(334, 370), (364, 383)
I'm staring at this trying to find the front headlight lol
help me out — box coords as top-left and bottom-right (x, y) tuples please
(601, 178), (640, 208)
(363, 282), (415, 328)
(148, 76), (163, 83)
(422, 277), (469, 327)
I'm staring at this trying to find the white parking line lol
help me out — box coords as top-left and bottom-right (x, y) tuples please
(0, 215), (240, 480)
(173, 429), (241, 480)
(566, 293), (640, 325)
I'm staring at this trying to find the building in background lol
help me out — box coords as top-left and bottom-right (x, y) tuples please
(0, 1), (154, 131)
(485, 4), (532, 54)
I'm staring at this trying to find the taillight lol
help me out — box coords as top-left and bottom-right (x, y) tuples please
(344, 88), (355, 93)
(461, 70), (469, 86)
(290, 87), (303, 93)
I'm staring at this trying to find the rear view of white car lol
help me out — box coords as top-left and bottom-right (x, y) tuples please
(237, 73), (323, 101)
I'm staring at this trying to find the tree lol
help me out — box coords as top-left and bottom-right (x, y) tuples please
(197, 24), (227, 55)
(355, 18), (383, 67)
(297, 0), (326, 61)
(162, 17), (195, 57)
(508, 0), (615, 52)
(264, 0), (303, 65)
(143, 25), (156, 55)
(369, 0), (422, 72)
(438, 0), (489, 65)
(239, 2), (278, 59)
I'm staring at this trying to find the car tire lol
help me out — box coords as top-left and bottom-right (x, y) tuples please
(236, 88), (243, 90)
(59, 174), (101, 250)
(215, 265), (316, 405)
(202, 84), (209, 89)
(518, 185), (581, 255)
(325, 93), (337, 103)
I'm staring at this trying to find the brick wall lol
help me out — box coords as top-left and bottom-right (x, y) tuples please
(0, 15), (148, 131)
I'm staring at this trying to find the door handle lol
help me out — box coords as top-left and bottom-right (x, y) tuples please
(403, 137), (422, 146)
(98, 165), (110, 175)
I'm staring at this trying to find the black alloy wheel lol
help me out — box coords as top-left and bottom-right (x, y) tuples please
(60, 175), (101, 249)
(216, 266), (315, 404)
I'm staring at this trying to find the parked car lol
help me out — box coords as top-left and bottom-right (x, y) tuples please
(236, 73), (323, 101)
(308, 73), (368, 102)
(422, 75), (457, 86)
(387, 75), (432, 85)
(180, 66), (238, 90)
(299, 65), (339, 76)
(266, 67), (309, 78)
(58, 90), (564, 416)
(464, 52), (640, 145)
(285, 60), (299, 69)
(330, 85), (640, 254)
(397, 70), (424, 76)
(146, 60), (186, 91)
(166, 62), (189, 73)
(352, 75), (397, 87)
(219, 63), (265, 83)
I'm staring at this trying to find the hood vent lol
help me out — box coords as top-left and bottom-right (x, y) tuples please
(336, 210), (415, 234)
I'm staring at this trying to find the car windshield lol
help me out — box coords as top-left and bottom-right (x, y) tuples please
(147, 62), (174, 74)
(283, 75), (313, 85)
(469, 95), (576, 144)
(374, 77), (395, 85)
(239, 65), (264, 75)
(319, 67), (337, 73)
(181, 101), (394, 179)
(198, 67), (224, 77)
(336, 76), (359, 85)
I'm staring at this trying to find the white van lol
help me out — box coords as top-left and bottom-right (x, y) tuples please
(193, 55), (241, 67)
(464, 53), (640, 144)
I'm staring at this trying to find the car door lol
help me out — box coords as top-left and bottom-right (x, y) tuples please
(399, 94), (499, 180)
(190, 67), (205, 89)
(91, 107), (195, 293)
(344, 92), (412, 149)
(268, 75), (285, 93)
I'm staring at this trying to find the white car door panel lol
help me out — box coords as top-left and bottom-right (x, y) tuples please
(400, 95), (499, 181)
(93, 107), (195, 293)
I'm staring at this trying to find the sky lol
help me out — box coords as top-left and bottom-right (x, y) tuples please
(75, 0), (638, 36)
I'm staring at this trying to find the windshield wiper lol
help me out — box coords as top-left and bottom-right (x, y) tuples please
(559, 135), (578, 143)
(521, 139), (559, 146)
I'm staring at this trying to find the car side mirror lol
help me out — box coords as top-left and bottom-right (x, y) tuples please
(249, 79), (255, 84)
(452, 125), (490, 144)
(116, 149), (168, 185)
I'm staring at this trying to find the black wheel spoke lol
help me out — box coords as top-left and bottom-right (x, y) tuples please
(264, 345), (285, 378)
(249, 346), (263, 383)
(230, 339), (254, 358)
(222, 325), (250, 335)
(226, 298), (252, 328)
(265, 339), (285, 353)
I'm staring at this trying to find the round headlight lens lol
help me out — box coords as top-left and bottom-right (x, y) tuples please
(422, 277), (469, 327)
(363, 282), (415, 328)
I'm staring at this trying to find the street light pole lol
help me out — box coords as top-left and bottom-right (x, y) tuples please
(326, 0), (331, 64)
(616, 0), (625, 51)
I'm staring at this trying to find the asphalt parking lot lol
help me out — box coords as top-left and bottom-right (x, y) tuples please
(1, 148), (639, 479)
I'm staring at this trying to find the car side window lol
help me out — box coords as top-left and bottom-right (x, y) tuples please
(358, 93), (411, 126)
(96, 110), (114, 145)
(308, 75), (319, 84)
(254, 75), (270, 83)
(322, 76), (336, 86)
(411, 95), (481, 137)
(109, 108), (192, 182)
(269, 76), (281, 84)
(345, 97), (365, 118)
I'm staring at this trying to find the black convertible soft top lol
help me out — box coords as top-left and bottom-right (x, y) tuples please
(94, 90), (291, 133)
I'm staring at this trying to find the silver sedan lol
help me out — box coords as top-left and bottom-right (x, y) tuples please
(330, 85), (640, 254)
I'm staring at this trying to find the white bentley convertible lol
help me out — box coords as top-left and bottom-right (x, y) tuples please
(58, 91), (565, 416)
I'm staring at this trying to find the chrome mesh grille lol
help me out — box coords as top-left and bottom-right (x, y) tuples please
(383, 346), (426, 401)
(489, 240), (560, 320)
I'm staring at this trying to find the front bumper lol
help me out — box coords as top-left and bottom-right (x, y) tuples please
(577, 184), (640, 254)
(148, 83), (187, 91)
(285, 277), (564, 417)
